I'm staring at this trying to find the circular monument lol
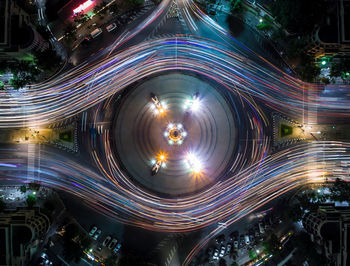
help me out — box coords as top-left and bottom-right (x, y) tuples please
(113, 73), (237, 195)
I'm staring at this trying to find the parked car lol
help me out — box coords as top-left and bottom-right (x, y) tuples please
(259, 222), (265, 234)
(113, 243), (121, 254)
(106, 23), (117, 32)
(215, 234), (225, 244)
(96, 246), (102, 252)
(102, 236), (111, 246)
(89, 226), (97, 236)
(108, 238), (118, 249)
(233, 240), (239, 249)
(93, 229), (101, 240)
(90, 28), (103, 39)
(226, 243), (232, 255)
(213, 248), (219, 260)
(219, 245), (226, 257)
(239, 235), (245, 246)
(244, 235), (250, 245)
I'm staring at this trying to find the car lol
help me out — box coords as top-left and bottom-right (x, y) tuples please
(108, 238), (118, 249)
(244, 235), (250, 245)
(89, 226), (97, 236)
(259, 222), (265, 234)
(239, 235), (245, 247)
(93, 229), (101, 240)
(90, 28), (103, 39)
(226, 243), (232, 255)
(249, 234), (254, 243)
(81, 37), (90, 47)
(207, 247), (213, 257)
(113, 243), (122, 254)
(106, 23), (117, 32)
(219, 245), (226, 257)
(233, 240), (239, 249)
(215, 234), (225, 244)
(96, 246), (102, 252)
(102, 236), (111, 246)
(212, 248), (219, 260)
(150, 93), (166, 114)
(151, 155), (166, 176)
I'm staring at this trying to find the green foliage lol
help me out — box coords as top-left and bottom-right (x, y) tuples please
(330, 58), (350, 80)
(20, 185), (27, 193)
(270, 0), (327, 35)
(26, 195), (36, 208)
(329, 178), (350, 202)
(230, 0), (244, 14)
(292, 232), (328, 265)
(73, 12), (90, 24)
(103, 255), (117, 266)
(280, 124), (293, 137)
(63, 23), (77, 45)
(295, 53), (320, 82)
(28, 182), (41, 191)
(94, 1), (108, 16)
(34, 48), (62, 71)
(109, 3), (119, 14)
(59, 130), (73, 142)
(256, 22), (272, 31)
(126, 0), (144, 8)
(262, 233), (280, 255)
(0, 198), (6, 212)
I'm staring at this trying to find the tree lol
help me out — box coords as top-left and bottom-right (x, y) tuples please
(219, 258), (227, 266)
(296, 53), (320, 82)
(270, 0), (327, 35)
(0, 198), (6, 212)
(109, 3), (119, 14)
(94, 1), (108, 16)
(34, 48), (62, 71)
(73, 12), (90, 24)
(329, 178), (350, 202)
(103, 255), (117, 266)
(19, 185), (27, 193)
(230, 0), (244, 14)
(330, 58), (350, 81)
(28, 182), (41, 191)
(263, 233), (280, 255)
(26, 195), (36, 208)
(126, 0), (143, 8)
(63, 23), (77, 45)
(80, 234), (92, 251)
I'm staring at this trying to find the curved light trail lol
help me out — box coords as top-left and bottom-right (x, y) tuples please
(0, 37), (349, 128)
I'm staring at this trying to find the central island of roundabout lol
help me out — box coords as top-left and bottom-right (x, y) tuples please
(112, 73), (238, 196)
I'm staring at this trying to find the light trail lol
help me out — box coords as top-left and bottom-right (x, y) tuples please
(0, 37), (349, 128)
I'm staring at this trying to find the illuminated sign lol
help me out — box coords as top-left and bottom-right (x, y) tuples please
(73, 0), (94, 14)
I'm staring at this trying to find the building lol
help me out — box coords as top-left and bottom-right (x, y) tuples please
(0, 0), (49, 61)
(303, 204), (350, 266)
(308, 0), (350, 58)
(0, 207), (50, 266)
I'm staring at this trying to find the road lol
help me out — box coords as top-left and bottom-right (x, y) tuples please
(1, 0), (350, 265)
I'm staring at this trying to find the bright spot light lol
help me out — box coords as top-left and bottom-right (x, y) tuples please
(33, 191), (36, 195)
(191, 99), (200, 111)
(168, 140), (174, 145)
(162, 162), (166, 168)
(159, 108), (164, 113)
(317, 189), (321, 193)
(164, 131), (169, 137)
(186, 153), (202, 173)
(168, 123), (174, 129)
(161, 102), (167, 109)
(182, 131), (187, 137)
(160, 155), (165, 160)
(321, 60), (326, 65)
(151, 159), (156, 164)
(259, 18), (263, 23)
(150, 104), (155, 109)
(178, 139), (183, 145)
(154, 109), (159, 115)
(316, 131), (321, 134)
(177, 124), (183, 129)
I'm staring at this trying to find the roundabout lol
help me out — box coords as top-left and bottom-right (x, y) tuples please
(113, 73), (237, 195)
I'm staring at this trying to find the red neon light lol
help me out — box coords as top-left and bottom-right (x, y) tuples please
(73, 0), (93, 14)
